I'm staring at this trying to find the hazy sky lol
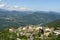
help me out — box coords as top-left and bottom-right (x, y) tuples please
(0, 0), (60, 12)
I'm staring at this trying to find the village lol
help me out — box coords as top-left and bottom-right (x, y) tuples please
(8, 25), (60, 40)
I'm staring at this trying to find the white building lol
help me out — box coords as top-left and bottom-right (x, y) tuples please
(53, 30), (60, 35)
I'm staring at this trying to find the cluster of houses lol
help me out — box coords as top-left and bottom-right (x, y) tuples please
(9, 25), (60, 40)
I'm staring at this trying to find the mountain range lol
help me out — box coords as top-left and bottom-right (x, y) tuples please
(0, 9), (60, 30)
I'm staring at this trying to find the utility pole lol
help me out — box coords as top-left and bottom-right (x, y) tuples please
(42, 26), (45, 40)
(40, 23), (44, 40)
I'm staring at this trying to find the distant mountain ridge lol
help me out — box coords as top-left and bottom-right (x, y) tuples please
(23, 11), (60, 25)
(0, 9), (60, 29)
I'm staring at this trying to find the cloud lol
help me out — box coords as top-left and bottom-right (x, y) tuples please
(6, 5), (19, 10)
(5, 5), (33, 11)
(19, 7), (33, 11)
(14, 5), (19, 8)
(0, 4), (33, 11)
(0, 4), (5, 8)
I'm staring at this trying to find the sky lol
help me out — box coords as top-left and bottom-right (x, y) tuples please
(0, 0), (60, 12)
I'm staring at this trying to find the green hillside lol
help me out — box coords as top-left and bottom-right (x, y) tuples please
(47, 19), (60, 28)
